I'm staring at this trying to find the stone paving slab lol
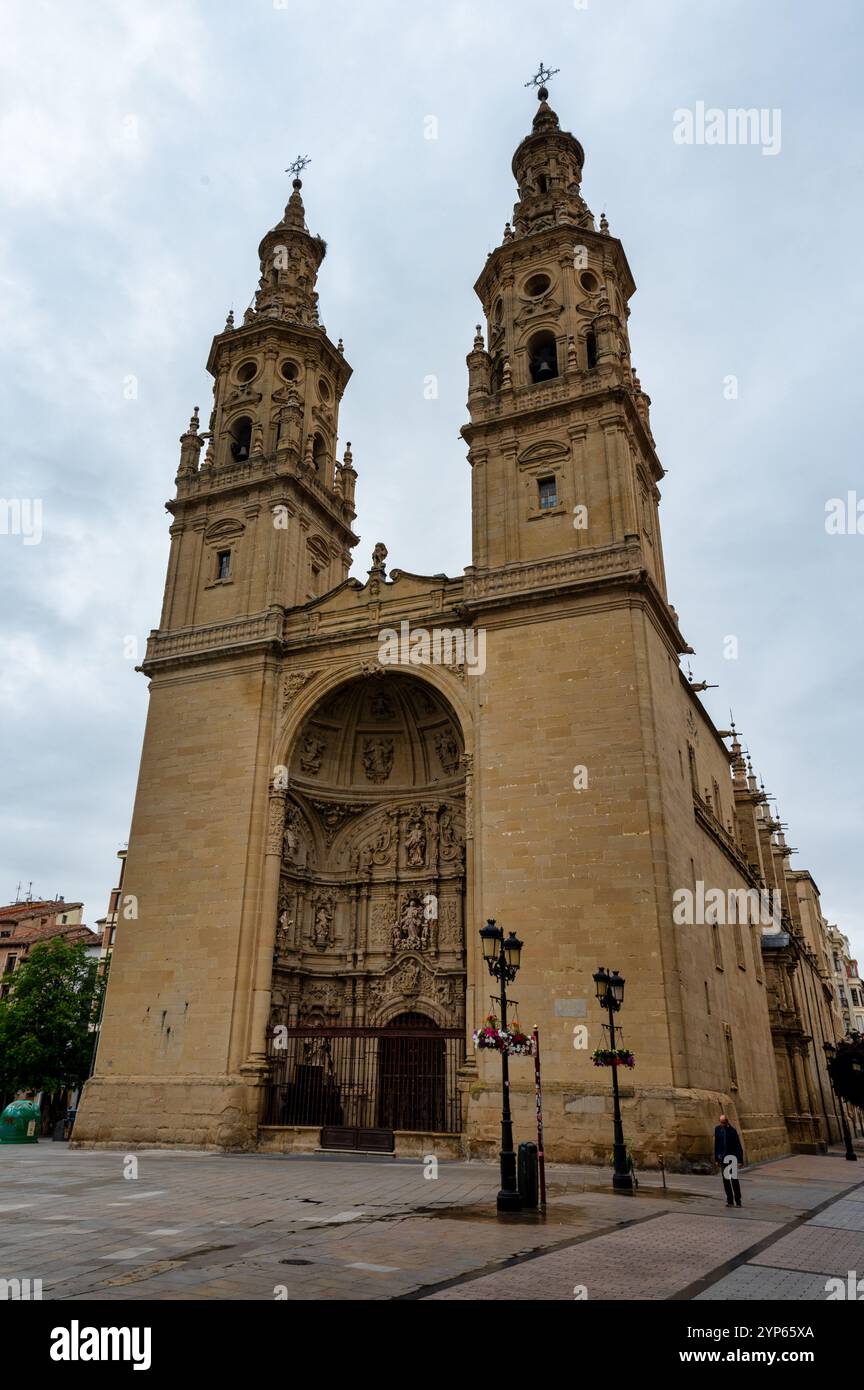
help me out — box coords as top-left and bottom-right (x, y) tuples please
(749, 1224), (864, 1276)
(695, 1266), (834, 1300)
(425, 1212), (779, 1300)
(807, 1200), (864, 1231)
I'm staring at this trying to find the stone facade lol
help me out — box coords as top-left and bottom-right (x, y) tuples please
(74, 88), (845, 1167)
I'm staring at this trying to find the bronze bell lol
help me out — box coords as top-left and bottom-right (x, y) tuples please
(531, 344), (557, 382)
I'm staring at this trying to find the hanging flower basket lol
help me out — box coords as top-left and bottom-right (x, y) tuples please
(505, 1022), (535, 1057)
(473, 1017), (535, 1056)
(505, 1030), (534, 1057)
(473, 1015), (505, 1051)
(592, 1047), (635, 1069)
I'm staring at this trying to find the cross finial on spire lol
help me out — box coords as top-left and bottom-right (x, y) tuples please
(285, 154), (311, 181)
(524, 61), (560, 98)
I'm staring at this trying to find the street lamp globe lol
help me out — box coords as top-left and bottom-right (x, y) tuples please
(593, 966), (610, 1006)
(480, 919), (502, 965)
(504, 932), (523, 974)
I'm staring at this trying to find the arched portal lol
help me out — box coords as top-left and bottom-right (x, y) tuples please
(266, 672), (466, 1145)
(377, 1011), (446, 1132)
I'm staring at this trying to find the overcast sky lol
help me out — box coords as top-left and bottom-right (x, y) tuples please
(1, 0), (862, 962)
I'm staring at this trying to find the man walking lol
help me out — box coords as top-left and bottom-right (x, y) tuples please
(714, 1113), (744, 1207)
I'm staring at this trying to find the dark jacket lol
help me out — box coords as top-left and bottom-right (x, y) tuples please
(714, 1122), (744, 1164)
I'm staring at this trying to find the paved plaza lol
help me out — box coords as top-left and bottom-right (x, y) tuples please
(1, 1143), (862, 1301)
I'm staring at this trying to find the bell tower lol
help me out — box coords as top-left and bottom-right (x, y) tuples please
(463, 82), (666, 595)
(164, 163), (358, 631)
(74, 164), (362, 1153)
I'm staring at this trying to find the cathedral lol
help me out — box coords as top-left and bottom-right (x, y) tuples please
(75, 84), (845, 1167)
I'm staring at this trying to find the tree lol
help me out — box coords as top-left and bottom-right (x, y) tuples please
(827, 1033), (864, 1111)
(0, 938), (104, 1120)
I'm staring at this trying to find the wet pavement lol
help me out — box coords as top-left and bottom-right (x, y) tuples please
(0, 1143), (862, 1300)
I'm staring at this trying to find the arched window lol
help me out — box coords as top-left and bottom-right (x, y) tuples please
(586, 330), (598, 370)
(528, 330), (559, 384)
(229, 416), (252, 461)
(312, 434), (328, 475)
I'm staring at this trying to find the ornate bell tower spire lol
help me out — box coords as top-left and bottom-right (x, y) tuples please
(254, 157), (325, 326)
(160, 161), (358, 632)
(463, 71), (672, 619)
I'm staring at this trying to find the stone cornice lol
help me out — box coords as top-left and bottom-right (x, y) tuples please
(169, 455), (359, 546)
(463, 381), (663, 482)
(693, 792), (761, 885)
(205, 318), (351, 390)
(140, 611), (284, 674)
(461, 545), (685, 650)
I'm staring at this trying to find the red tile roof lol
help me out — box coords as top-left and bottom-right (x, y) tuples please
(0, 923), (93, 948)
(0, 899), (82, 921)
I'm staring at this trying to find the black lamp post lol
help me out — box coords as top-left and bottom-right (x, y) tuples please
(823, 1042), (858, 1162)
(480, 919), (524, 1212)
(593, 965), (634, 1192)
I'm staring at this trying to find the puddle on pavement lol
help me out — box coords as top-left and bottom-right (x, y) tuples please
(414, 1181), (701, 1225)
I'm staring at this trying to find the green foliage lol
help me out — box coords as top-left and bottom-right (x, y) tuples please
(828, 1033), (864, 1111)
(0, 938), (104, 1095)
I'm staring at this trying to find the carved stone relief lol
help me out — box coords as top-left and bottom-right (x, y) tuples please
(362, 736), (394, 783)
(309, 798), (366, 845)
(299, 733), (326, 775)
(435, 728), (461, 775)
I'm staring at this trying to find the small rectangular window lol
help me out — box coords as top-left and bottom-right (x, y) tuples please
(538, 476), (558, 510)
(217, 550), (231, 580)
(724, 1023), (739, 1090)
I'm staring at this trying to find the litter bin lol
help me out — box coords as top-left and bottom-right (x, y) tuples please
(0, 1098), (41, 1144)
(517, 1140), (539, 1209)
(52, 1107), (76, 1142)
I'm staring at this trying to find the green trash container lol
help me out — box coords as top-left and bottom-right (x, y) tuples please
(0, 1098), (41, 1144)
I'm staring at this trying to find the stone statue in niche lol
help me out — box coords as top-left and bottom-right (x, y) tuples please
(274, 909), (293, 958)
(362, 736), (394, 783)
(283, 814), (300, 862)
(392, 895), (431, 952)
(299, 732), (326, 775)
(312, 900), (333, 949)
(405, 815), (427, 868)
(438, 809), (464, 867)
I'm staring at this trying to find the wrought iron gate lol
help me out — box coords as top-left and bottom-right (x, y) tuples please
(264, 1017), (465, 1148)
